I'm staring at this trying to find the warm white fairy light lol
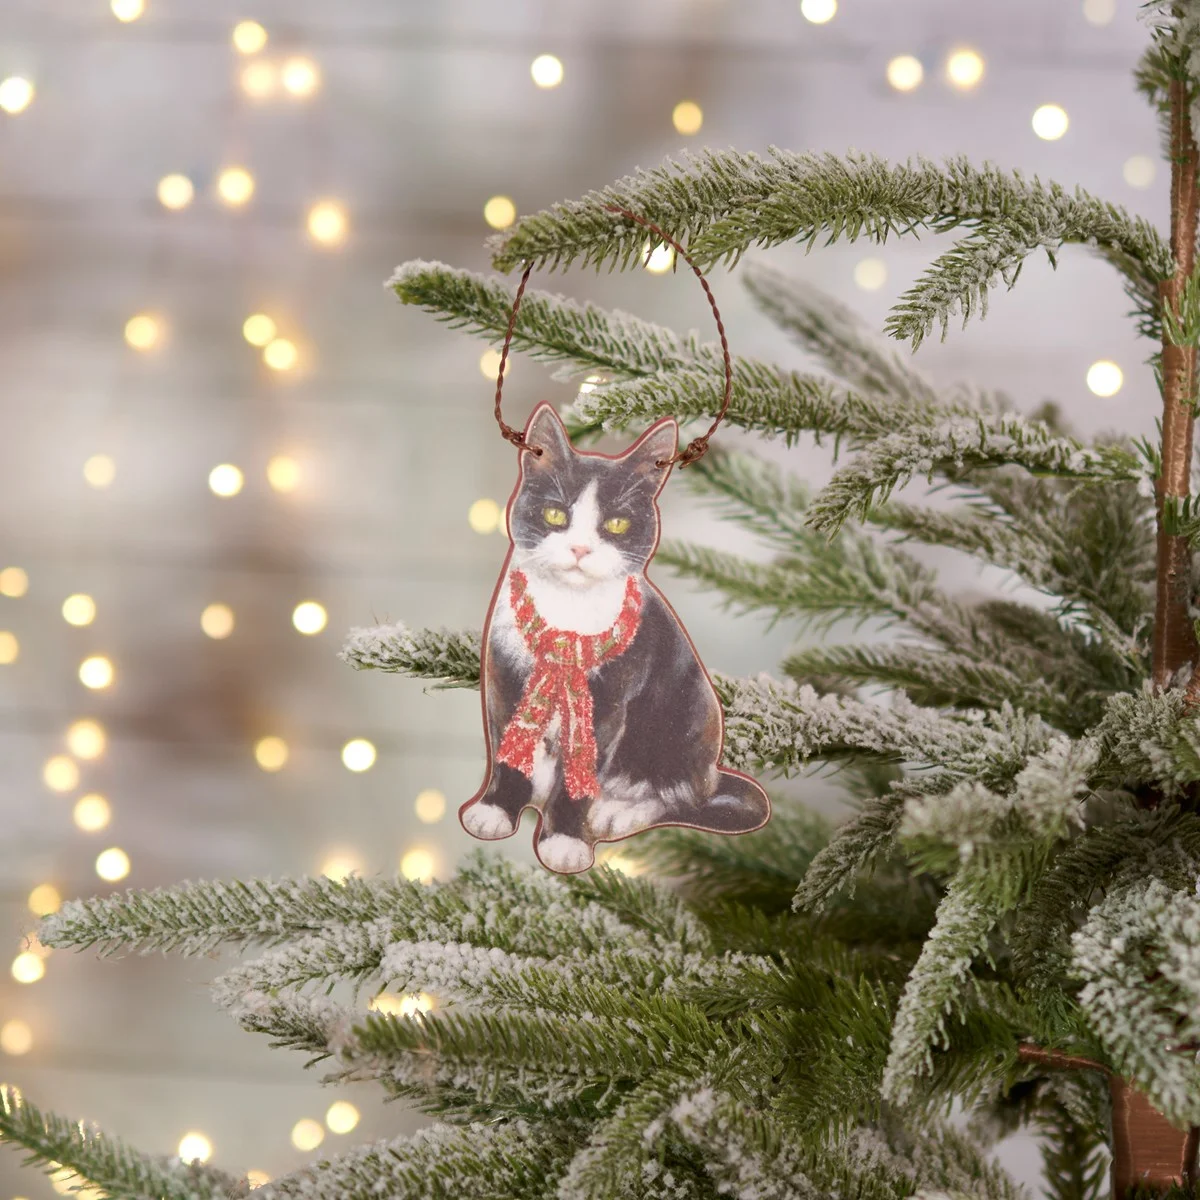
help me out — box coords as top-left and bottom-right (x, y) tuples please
(483, 195), (516, 230)
(1032, 103), (1069, 141)
(27, 884), (61, 917)
(468, 498), (500, 534)
(254, 736), (288, 772)
(341, 738), (376, 772)
(267, 455), (300, 493)
(945, 48), (985, 90)
(325, 1101), (359, 1134)
(247, 1170), (271, 1189)
(290, 1119), (324, 1151)
(217, 166), (255, 207)
(95, 847), (131, 882)
(370, 991), (435, 1017)
(479, 348), (504, 379)
(155, 173), (194, 211)
(281, 57), (319, 97)
(43, 755), (79, 793)
(530, 54), (563, 88)
(0, 77), (35, 115)
(1086, 360), (1123, 397)
(0, 632), (16, 665)
(111, 0), (146, 21)
(67, 719), (106, 760)
(232, 20), (268, 54)
(124, 314), (161, 351)
(0, 567), (28, 597)
(83, 454), (116, 488)
(243, 313), (276, 346)
(79, 656), (114, 689)
(240, 61), (277, 99)
(263, 338), (298, 370)
(74, 793), (111, 832)
(886, 55), (924, 92)
(414, 788), (446, 824)
(0, 1020), (32, 1056)
(200, 603), (235, 639)
(62, 593), (96, 626)
(209, 464), (244, 497)
(307, 201), (347, 246)
(853, 258), (887, 291)
(11, 953), (44, 985)
(672, 101), (703, 135)
(292, 601), (327, 635)
(177, 1133), (212, 1164)
(1082, 0), (1115, 25)
(644, 243), (675, 274)
(799, 0), (837, 23)
(603, 854), (641, 876)
(400, 847), (435, 883)
(319, 850), (363, 882)
(1123, 155), (1156, 189)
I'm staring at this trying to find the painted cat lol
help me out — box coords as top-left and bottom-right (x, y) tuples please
(461, 402), (770, 874)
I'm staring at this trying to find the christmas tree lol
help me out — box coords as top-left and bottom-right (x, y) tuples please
(8, 5), (1200, 1199)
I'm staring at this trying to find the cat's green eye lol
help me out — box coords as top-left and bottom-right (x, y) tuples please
(604, 516), (631, 535)
(543, 506), (568, 527)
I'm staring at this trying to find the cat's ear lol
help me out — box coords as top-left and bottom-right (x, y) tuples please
(620, 418), (678, 493)
(523, 403), (574, 468)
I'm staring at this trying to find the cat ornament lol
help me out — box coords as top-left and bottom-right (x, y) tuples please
(461, 402), (770, 874)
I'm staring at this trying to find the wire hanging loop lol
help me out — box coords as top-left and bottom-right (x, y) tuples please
(490, 206), (733, 468)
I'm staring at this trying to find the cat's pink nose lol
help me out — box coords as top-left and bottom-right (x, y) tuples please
(570, 545), (592, 562)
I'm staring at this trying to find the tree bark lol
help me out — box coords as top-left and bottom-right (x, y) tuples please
(1110, 1077), (1199, 1198)
(1155, 76), (1200, 689)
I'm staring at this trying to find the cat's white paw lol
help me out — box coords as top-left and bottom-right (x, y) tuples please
(462, 802), (515, 839)
(537, 834), (594, 874)
(589, 798), (664, 838)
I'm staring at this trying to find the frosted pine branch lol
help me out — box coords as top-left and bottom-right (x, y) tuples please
(212, 986), (350, 1066)
(1091, 685), (1200, 796)
(340, 623), (481, 688)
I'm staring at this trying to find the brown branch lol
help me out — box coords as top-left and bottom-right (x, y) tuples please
(1155, 76), (1200, 692)
(1016, 1042), (1112, 1076)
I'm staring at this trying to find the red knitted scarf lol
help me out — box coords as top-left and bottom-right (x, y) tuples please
(497, 569), (642, 800)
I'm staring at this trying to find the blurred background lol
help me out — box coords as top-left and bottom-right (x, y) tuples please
(0, 0), (1163, 1194)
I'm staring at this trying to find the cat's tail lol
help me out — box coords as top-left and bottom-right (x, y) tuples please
(692, 769), (770, 834)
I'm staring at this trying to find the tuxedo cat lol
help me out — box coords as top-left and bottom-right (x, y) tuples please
(461, 403), (770, 874)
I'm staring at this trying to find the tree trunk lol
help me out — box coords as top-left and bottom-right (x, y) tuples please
(1110, 1077), (1199, 1198)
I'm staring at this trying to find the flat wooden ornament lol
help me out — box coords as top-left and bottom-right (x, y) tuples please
(461, 402), (770, 874)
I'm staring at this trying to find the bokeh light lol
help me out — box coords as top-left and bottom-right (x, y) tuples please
(240, 61), (277, 99)
(263, 338), (298, 370)
(1032, 103), (1069, 141)
(243, 313), (276, 346)
(74, 793), (112, 832)
(644, 244), (675, 274)
(886, 55), (924, 92)
(292, 601), (328, 635)
(853, 258), (887, 291)
(325, 1101), (360, 1134)
(945, 48), (985, 90)
(83, 454), (116, 488)
(157, 174), (194, 210)
(400, 847), (435, 883)
(178, 1133), (213, 1164)
(414, 788), (446, 824)
(79, 656), (115, 690)
(530, 54), (564, 88)
(43, 755), (79, 793)
(799, 0), (837, 23)
(27, 884), (62, 917)
(254, 736), (289, 772)
(209, 464), (244, 497)
(342, 739), (376, 772)
(307, 201), (347, 246)
(281, 57), (320, 96)
(111, 0), (146, 21)
(67, 719), (106, 759)
(217, 167), (255, 206)
(483, 195), (517, 230)
(468, 498), (500, 534)
(0, 632), (16, 664)
(1123, 155), (1156, 189)
(0, 567), (29, 597)
(267, 455), (301, 493)
(232, 20), (268, 54)
(0, 77), (35, 115)
(319, 850), (364, 882)
(0, 1020), (32, 1056)
(95, 847), (131, 882)
(290, 1118), (324, 1151)
(11, 953), (44, 984)
(672, 101), (703, 135)
(247, 1169), (271, 1189)
(200, 603), (235, 639)
(1082, 0), (1115, 25)
(1086, 360), (1123, 397)
(124, 314), (161, 351)
(62, 593), (96, 626)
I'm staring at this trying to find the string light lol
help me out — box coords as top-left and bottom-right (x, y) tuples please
(400, 847), (435, 883)
(672, 101), (703, 135)
(200, 603), (235, 639)
(62, 593), (96, 626)
(67, 719), (106, 759)
(478, 348), (504, 379)
(644, 243), (675, 275)
(468, 498), (500, 534)
(111, 0), (145, 21)
(414, 788), (446, 824)
(799, 0), (837, 23)
(483, 195), (516, 230)
(0, 1020), (32, 1056)
(945, 49), (985, 90)
(240, 61), (277, 100)
(254, 736), (289, 772)
(178, 1133), (213, 1164)
(1123, 155), (1156, 189)
(292, 601), (328, 635)
(74, 793), (111, 832)
(95, 847), (131, 882)
(216, 167), (255, 207)
(28, 884), (61, 917)
(290, 1119), (324, 1151)
(0, 567), (28, 597)
(325, 1101), (359, 1134)
(247, 1170), (271, 1188)
(370, 991), (434, 1017)
(243, 313), (276, 346)
(79, 656), (114, 689)
(853, 258), (887, 291)
(43, 755), (79, 793)
(263, 338), (298, 370)
(1082, 0), (1115, 25)
(306, 201), (347, 246)
(281, 57), (320, 97)
(232, 20), (268, 53)
(1032, 104), (1069, 141)
(530, 54), (563, 88)
(83, 454), (116, 488)
(0, 632), (16, 664)
(267, 456), (301, 493)
(124, 314), (161, 351)
(1086, 360), (1123, 397)
(341, 738), (376, 772)
(0, 77), (34, 115)
(603, 854), (641, 876)
(11, 953), (44, 984)
(209, 464), (244, 497)
(319, 850), (363, 881)
(886, 55), (924, 92)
